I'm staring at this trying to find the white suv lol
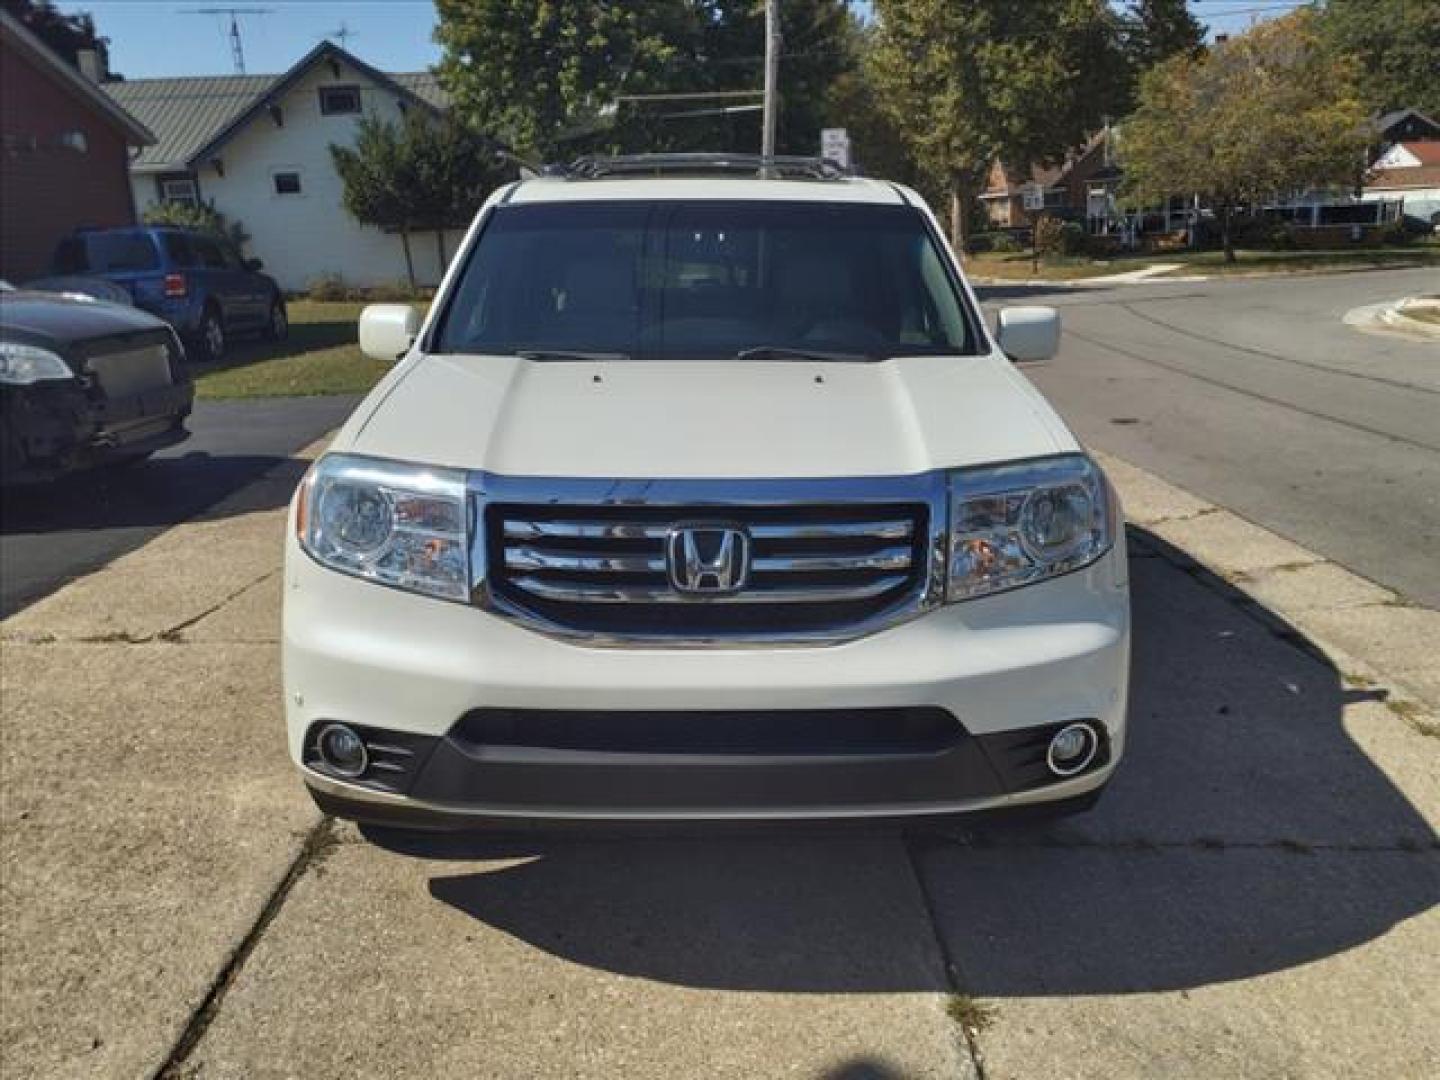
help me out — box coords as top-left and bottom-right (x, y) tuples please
(284, 155), (1130, 828)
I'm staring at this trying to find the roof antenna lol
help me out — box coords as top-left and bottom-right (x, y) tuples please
(326, 22), (357, 50)
(181, 7), (274, 74)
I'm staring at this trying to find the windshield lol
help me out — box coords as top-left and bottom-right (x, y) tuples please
(432, 200), (980, 360)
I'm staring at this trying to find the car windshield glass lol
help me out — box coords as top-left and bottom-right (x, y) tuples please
(432, 200), (980, 359)
(71, 232), (161, 273)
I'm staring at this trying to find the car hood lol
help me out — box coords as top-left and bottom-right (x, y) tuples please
(0, 291), (164, 345)
(338, 352), (1078, 478)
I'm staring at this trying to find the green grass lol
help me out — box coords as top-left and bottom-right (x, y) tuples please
(965, 243), (1440, 282)
(193, 300), (406, 400)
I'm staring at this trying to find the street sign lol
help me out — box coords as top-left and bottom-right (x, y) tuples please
(1022, 183), (1045, 212)
(820, 127), (851, 170)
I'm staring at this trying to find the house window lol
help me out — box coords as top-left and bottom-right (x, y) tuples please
(319, 85), (362, 115)
(159, 175), (198, 207)
(273, 171), (303, 196)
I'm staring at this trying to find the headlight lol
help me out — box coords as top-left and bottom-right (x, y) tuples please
(0, 342), (73, 385)
(297, 453), (470, 601)
(947, 455), (1113, 601)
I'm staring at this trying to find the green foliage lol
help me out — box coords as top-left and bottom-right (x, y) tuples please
(1, 0), (116, 74)
(1120, 10), (1370, 261)
(331, 112), (510, 285)
(868, 0), (1129, 243)
(1122, 0), (1206, 72)
(433, 0), (859, 162)
(1317, 0), (1440, 117)
(141, 198), (249, 251)
(1033, 216), (1085, 256)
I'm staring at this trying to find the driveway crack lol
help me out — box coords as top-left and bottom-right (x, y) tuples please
(152, 816), (335, 1079)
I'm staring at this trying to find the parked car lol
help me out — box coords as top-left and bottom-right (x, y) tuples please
(20, 275), (134, 306)
(1, 287), (193, 484)
(286, 154), (1130, 830)
(50, 226), (287, 363)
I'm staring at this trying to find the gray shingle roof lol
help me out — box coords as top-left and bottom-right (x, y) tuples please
(104, 66), (447, 172)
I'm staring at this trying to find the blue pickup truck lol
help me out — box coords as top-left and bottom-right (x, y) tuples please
(50, 227), (287, 363)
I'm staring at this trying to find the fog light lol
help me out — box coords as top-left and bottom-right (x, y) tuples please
(316, 723), (368, 778)
(1046, 722), (1098, 777)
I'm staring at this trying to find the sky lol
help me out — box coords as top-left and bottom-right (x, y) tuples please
(58, 0), (1312, 81)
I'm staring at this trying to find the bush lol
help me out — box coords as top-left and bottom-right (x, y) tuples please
(991, 231), (1024, 253)
(142, 198), (249, 250)
(1033, 216), (1087, 256)
(306, 274), (351, 302)
(305, 275), (433, 303)
(1269, 224), (1298, 250)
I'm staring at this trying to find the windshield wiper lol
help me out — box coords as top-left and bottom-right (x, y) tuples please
(514, 349), (631, 362)
(733, 345), (879, 363)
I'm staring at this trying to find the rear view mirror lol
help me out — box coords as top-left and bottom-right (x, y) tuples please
(243, 257), (264, 272)
(359, 304), (420, 362)
(996, 306), (1061, 362)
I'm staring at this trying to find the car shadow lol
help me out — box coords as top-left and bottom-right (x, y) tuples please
(366, 525), (1438, 998)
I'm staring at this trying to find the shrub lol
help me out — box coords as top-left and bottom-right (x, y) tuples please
(991, 231), (1024, 253)
(142, 198), (249, 250)
(1269, 224), (1299, 250)
(1033, 215), (1065, 255)
(307, 274), (351, 302)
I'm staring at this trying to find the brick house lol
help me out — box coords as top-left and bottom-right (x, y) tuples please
(978, 132), (1123, 231)
(0, 9), (153, 283)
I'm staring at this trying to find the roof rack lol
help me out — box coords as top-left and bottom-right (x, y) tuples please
(561, 153), (852, 181)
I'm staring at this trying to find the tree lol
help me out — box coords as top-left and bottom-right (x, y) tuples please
(434, 0), (683, 160)
(1120, 11), (1369, 262)
(1123, 0), (1206, 71)
(433, 0), (859, 162)
(331, 113), (510, 288)
(869, 0), (1130, 248)
(1317, 0), (1440, 118)
(1, 0), (116, 74)
(1118, 0), (1205, 109)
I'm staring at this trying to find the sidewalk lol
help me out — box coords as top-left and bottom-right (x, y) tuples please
(2, 445), (1436, 1079)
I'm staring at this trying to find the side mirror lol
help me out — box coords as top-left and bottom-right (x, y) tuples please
(359, 304), (420, 362)
(996, 306), (1061, 362)
(243, 257), (264, 272)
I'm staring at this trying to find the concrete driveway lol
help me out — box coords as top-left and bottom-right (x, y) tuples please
(1, 445), (1435, 1078)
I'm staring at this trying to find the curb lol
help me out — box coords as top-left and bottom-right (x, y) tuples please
(1095, 449), (1439, 734)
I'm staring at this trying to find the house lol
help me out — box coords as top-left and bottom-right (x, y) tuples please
(979, 132), (1126, 233)
(1374, 107), (1440, 149)
(102, 41), (461, 292)
(1363, 141), (1440, 227)
(0, 9), (154, 283)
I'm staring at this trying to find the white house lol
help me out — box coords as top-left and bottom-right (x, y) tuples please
(1362, 140), (1440, 228)
(104, 42), (466, 291)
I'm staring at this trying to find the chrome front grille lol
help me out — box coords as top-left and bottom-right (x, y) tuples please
(475, 474), (946, 645)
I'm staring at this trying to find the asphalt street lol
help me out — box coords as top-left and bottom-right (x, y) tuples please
(980, 266), (1440, 607)
(0, 395), (359, 617)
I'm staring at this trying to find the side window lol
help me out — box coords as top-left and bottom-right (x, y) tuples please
(272, 171), (302, 196)
(192, 236), (227, 270)
(162, 233), (197, 268)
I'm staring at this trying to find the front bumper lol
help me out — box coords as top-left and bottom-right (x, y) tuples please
(0, 379), (193, 484)
(284, 526), (1130, 824)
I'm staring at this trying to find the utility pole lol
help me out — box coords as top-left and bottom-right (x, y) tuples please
(761, 0), (780, 158)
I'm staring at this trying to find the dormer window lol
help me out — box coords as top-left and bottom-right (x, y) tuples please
(319, 85), (361, 116)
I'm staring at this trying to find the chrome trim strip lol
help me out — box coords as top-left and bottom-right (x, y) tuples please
(504, 548), (667, 573)
(508, 573), (910, 605)
(752, 548), (912, 572)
